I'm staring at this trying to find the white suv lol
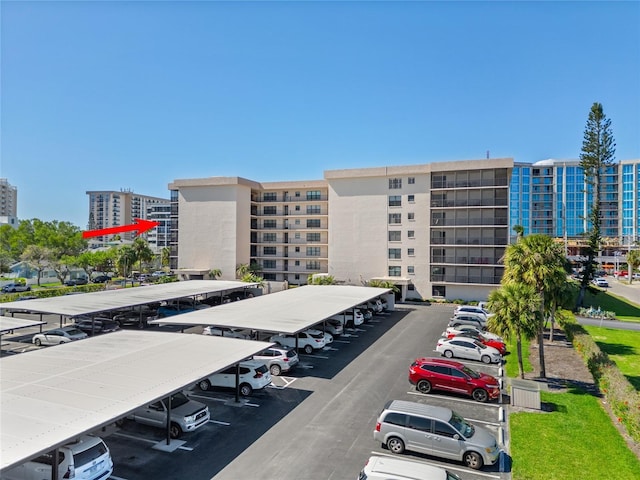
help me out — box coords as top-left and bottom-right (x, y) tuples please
(253, 346), (299, 376)
(270, 331), (326, 354)
(3, 435), (113, 480)
(197, 360), (272, 396)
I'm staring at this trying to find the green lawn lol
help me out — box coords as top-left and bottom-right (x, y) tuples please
(583, 325), (640, 390)
(510, 389), (640, 479)
(504, 335), (533, 378)
(581, 288), (640, 322)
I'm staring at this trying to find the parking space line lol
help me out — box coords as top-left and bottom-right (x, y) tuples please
(464, 417), (501, 427)
(110, 476), (129, 480)
(370, 451), (501, 479)
(209, 420), (231, 425)
(407, 390), (502, 408)
(112, 432), (159, 445)
(246, 402), (260, 407)
(334, 340), (351, 344)
(429, 354), (503, 369)
(178, 445), (194, 451)
(302, 354), (329, 359)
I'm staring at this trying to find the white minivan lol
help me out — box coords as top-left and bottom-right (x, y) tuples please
(358, 455), (461, 480)
(3, 435), (113, 480)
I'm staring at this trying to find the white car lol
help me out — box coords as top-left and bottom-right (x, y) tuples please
(436, 337), (502, 364)
(454, 305), (493, 319)
(445, 325), (503, 342)
(202, 326), (253, 339)
(330, 309), (364, 327)
(197, 360), (272, 396)
(594, 278), (609, 287)
(314, 318), (344, 337)
(270, 331), (326, 354)
(32, 326), (88, 346)
(3, 435), (113, 480)
(253, 346), (299, 376)
(307, 328), (333, 344)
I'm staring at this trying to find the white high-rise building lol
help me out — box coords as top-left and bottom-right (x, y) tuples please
(0, 178), (18, 228)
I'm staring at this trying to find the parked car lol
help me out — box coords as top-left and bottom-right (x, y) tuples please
(118, 391), (209, 439)
(373, 400), (500, 470)
(314, 318), (344, 337)
(270, 331), (326, 354)
(197, 360), (272, 396)
(356, 305), (374, 321)
(358, 455), (462, 480)
(448, 315), (486, 330)
(454, 305), (493, 319)
(73, 317), (121, 336)
(436, 337), (502, 364)
(1, 282), (31, 293)
(307, 328), (333, 344)
(64, 277), (88, 286)
(157, 304), (197, 317)
(445, 325), (503, 342)
(202, 326), (253, 339)
(253, 346), (299, 376)
(594, 277), (609, 287)
(367, 299), (384, 314)
(92, 275), (112, 283)
(409, 357), (501, 402)
(32, 326), (88, 346)
(3, 435), (113, 480)
(112, 309), (158, 328)
(330, 309), (364, 328)
(444, 330), (507, 355)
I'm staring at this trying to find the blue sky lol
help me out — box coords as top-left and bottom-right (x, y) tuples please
(2, 1), (639, 228)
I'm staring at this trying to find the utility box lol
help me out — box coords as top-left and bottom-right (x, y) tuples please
(510, 379), (541, 410)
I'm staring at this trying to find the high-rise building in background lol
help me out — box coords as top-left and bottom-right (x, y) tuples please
(0, 178), (18, 228)
(86, 190), (170, 252)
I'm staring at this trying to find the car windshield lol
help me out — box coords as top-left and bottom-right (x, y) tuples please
(169, 392), (190, 408)
(461, 365), (480, 379)
(449, 411), (474, 438)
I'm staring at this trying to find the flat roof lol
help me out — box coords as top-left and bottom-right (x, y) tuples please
(151, 285), (391, 334)
(0, 316), (46, 335)
(0, 330), (272, 472)
(0, 280), (253, 317)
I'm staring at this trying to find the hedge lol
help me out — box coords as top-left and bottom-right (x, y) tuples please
(564, 322), (640, 443)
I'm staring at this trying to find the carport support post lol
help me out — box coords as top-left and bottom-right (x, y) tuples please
(235, 363), (240, 403)
(51, 448), (59, 480)
(165, 394), (172, 445)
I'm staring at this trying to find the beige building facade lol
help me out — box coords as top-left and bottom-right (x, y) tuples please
(169, 158), (513, 301)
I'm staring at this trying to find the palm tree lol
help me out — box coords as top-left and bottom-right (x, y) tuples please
(367, 279), (400, 294)
(627, 249), (640, 285)
(161, 247), (171, 269)
(486, 283), (540, 379)
(209, 268), (222, 280)
(502, 234), (566, 378)
(513, 225), (525, 242)
(307, 274), (337, 285)
(131, 238), (154, 274)
(116, 246), (136, 278)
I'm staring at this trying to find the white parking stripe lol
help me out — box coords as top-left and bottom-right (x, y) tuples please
(463, 417), (501, 427)
(370, 451), (501, 479)
(407, 390), (502, 408)
(430, 353), (503, 369)
(334, 340), (351, 344)
(112, 432), (158, 445)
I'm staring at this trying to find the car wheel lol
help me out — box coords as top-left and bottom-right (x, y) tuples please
(198, 379), (211, 391)
(169, 422), (182, 439)
(270, 364), (282, 376)
(481, 355), (491, 364)
(239, 383), (253, 396)
(463, 451), (483, 470)
(472, 388), (489, 402)
(34, 338), (42, 346)
(444, 350), (454, 358)
(304, 344), (313, 354)
(386, 437), (405, 454)
(416, 379), (432, 394)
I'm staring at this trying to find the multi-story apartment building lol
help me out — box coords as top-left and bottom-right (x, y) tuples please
(0, 178), (18, 227)
(621, 159), (640, 248)
(86, 190), (170, 247)
(169, 158), (512, 301)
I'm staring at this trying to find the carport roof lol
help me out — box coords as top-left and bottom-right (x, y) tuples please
(0, 280), (253, 317)
(0, 316), (46, 335)
(0, 330), (272, 472)
(151, 285), (391, 334)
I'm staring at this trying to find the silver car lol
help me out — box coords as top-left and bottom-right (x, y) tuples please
(436, 337), (502, 364)
(32, 326), (88, 346)
(253, 346), (299, 376)
(373, 400), (500, 470)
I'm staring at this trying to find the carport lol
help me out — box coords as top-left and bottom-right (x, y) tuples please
(0, 280), (255, 326)
(0, 330), (272, 475)
(0, 316), (47, 356)
(150, 284), (391, 341)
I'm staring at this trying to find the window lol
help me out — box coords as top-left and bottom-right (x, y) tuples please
(295, 233), (301, 239)
(307, 232), (321, 242)
(263, 206), (277, 215)
(388, 195), (401, 207)
(389, 266), (401, 276)
(433, 285), (446, 297)
(306, 190), (321, 200)
(408, 248), (415, 256)
(263, 260), (276, 269)
(408, 194), (415, 202)
(294, 274), (300, 280)
(306, 247), (321, 256)
(307, 205), (321, 214)
(263, 219), (276, 229)
(434, 421), (458, 438)
(263, 192), (277, 201)
(295, 260), (300, 266)
(306, 261), (321, 270)
(408, 177), (415, 184)
(408, 266), (415, 274)
(408, 230), (415, 238)
(389, 178), (402, 189)
(307, 219), (321, 228)
(388, 248), (401, 259)
(263, 246), (276, 255)
(263, 233), (276, 242)
(408, 212), (415, 221)
(295, 205), (300, 211)
(388, 213), (401, 224)
(407, 415), (432, 433)
(388, 231), (401, 241)
(295, 191), (300, 197)
(295, 247), (300, 252)
(383, 413), (407, 427)
(263, 273), (277, 280)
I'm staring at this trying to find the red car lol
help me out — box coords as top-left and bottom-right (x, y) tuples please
(445, 330), (507, 355)
(409, 357), (501, 402)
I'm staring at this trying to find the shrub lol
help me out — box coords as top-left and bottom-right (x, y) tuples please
(565, 323), (640, 443)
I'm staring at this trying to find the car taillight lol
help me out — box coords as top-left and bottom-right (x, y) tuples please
(375, 422), (381, 432)
(315, 339), (322, 342)
(283, 357), (289, 361)
(254, 371), (263, 378)
(63, 465), (75, 478)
